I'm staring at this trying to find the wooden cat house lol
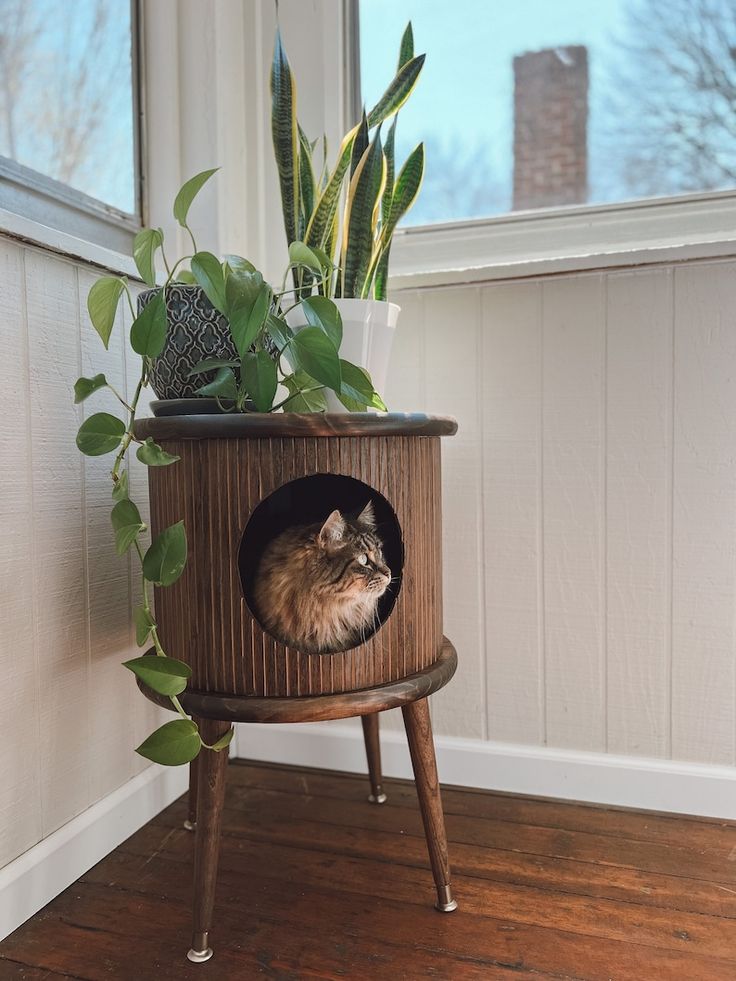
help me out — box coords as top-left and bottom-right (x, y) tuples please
(134, 412), (459, 962)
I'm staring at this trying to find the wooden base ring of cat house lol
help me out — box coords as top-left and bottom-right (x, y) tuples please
(134, 411), (459, 963)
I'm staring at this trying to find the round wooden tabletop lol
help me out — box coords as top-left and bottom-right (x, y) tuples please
(135, 411), (458, 441)
(138, 637), (458, 724)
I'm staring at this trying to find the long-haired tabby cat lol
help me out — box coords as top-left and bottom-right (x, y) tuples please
(252, 501), (391, 653)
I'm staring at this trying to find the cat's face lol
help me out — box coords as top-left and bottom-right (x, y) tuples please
(315, 503), (391, 602)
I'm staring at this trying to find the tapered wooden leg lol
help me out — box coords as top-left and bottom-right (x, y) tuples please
(361, 712), (387, 804)
(184, 755), (199, 831)
(402, 698), (457, 912)
(187, 718), (231, 963)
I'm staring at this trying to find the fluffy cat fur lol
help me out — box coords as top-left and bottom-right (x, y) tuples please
(252, 502), (391, 653)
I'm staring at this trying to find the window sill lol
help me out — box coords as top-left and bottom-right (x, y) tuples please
(387, 190), (736, 289)
(0, 207), (137, 278)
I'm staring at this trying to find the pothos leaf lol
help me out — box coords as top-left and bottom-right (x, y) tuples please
(173, 168), (219, 227)
(135, 719), (201, 766)
(111, 498), (145, 555)
(123, 654), (191, 696)
(87, 277), (126, 348)
(143, 521), (187, 587)
(76, 413), (126, 456)
(74, 373), (107, 404)
(136, 437), (180, 467)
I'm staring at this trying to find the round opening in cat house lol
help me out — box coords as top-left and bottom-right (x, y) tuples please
(239, 474), (404, 655)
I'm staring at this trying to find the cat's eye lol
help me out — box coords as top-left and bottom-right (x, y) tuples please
(357, 553), (368, 566)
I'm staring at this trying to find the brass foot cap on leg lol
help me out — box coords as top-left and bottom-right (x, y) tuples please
(187, 947), (213, 963)
(183, 819), (197, 831)
(368, 791), (388, 805)
(435, 885), (458, 912)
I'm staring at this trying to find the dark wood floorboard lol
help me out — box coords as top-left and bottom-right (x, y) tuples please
(1, 760), (735, 980)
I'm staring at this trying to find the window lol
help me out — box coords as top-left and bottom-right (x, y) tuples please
(0, 0), (140, 244)
(358, 0), (736, 227)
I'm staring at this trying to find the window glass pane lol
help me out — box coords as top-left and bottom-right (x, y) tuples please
(0, 0), (137, 214)
(359, 0), (736, 225)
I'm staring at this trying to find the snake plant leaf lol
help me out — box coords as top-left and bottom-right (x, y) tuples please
(305, 124), (359, 251)
(387, 142), (425, 236)
(341, 130), (386, 298)
(366, 54), (425, 128)
(173, 168), (219, 227)
(143, 520), (187, 587)
(298, 124), (316, 238)
(241, 350), (278, 412)
(398, 22), (414, 70)
(191, 252), (227, 314)
(133, 228), (163, 287)
(374, 117), (397, 300)
(350, 110), (369, 177)
(271, 28), (299, 245)
(374, 246), (391, 300)
(135, 719), (200, 766)
(111, 498), (145, 555)
(369, 142), (425, 297)
(87, 276), (126, 348)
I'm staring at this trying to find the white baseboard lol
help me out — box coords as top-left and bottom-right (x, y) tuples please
(235, 721), (736, 820)
(0, 764), (188, 942)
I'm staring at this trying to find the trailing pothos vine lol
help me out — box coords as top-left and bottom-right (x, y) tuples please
(73, 169), (386, 767)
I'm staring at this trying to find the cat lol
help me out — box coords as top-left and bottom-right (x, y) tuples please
(252, 501), (391, 653)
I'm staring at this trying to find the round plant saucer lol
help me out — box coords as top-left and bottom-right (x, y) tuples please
(150, 398), (237, 417)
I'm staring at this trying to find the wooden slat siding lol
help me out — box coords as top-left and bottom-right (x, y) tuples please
(422, 287), (486, 738)
(606, 269), (673, 756)
(147, 433), (446, 697)
(0, 241), (42, 868)
(481, 281), (544, 743)
(78, 268), (134, 799)
(672, 263), (736, 765)
(25, 250), (91, 835)
(542, 274), (607, 750)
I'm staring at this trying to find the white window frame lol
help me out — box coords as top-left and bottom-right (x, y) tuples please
(0, 0), (144, 259)
(348, 0), (736, 288)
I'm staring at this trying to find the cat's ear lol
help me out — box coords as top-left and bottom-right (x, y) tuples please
(357, 501), (376, 529)
(318, 509), (346, 545)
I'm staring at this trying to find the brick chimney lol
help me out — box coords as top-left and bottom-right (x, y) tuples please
(512, 46), (588, 211)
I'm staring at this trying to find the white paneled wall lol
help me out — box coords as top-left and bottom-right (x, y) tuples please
(385, 258), (736, 766)
(0, 235), (163, 870)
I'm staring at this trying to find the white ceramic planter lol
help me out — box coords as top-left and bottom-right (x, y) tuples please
(287, 298), (400, 412)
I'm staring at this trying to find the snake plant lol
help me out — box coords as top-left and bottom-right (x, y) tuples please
(271, 22), (425, 300)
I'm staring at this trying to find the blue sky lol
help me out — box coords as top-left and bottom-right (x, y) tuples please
(359, 0), (634, 222)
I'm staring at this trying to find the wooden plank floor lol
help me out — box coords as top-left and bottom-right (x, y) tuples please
(2, 760), (736, 980)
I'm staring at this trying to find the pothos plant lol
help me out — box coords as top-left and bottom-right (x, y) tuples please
(272, 21), (425, 300)
(73, 170), (386, 768)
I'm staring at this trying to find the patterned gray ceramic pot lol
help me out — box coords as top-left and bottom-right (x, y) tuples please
(137, 285), (237, 400)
